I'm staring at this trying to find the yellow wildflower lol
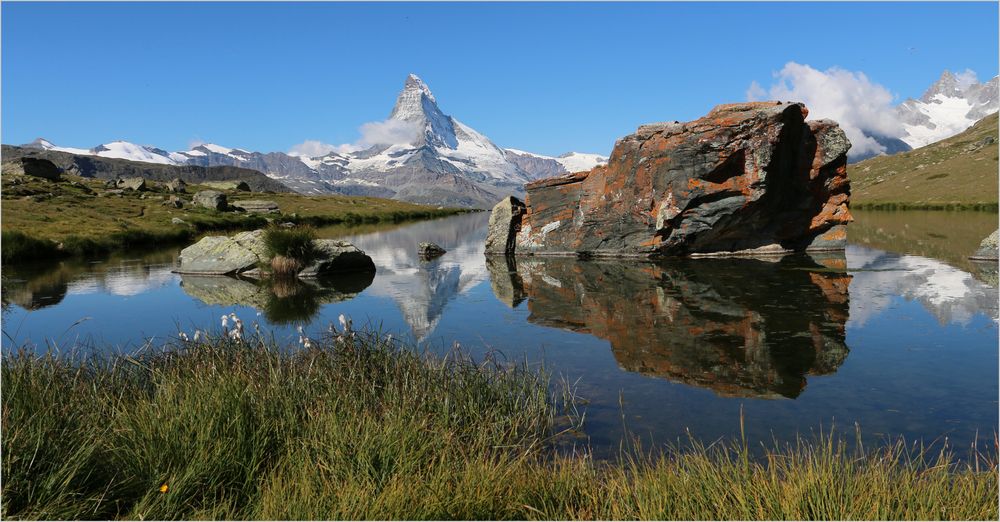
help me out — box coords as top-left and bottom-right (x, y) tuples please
(159, 483), (169, 493)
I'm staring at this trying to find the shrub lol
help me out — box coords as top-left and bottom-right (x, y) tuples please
(263, 226), (317, 264)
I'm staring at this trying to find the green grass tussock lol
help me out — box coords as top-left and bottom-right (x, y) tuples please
(3, 329), (996, 520)
(264, 226), (318, 262)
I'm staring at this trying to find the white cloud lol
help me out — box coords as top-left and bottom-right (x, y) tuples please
(288, 140), (343, 158)
(288, 119), (423, 158)
(748, 62), (905, 158)
(954, 68), (979, 90)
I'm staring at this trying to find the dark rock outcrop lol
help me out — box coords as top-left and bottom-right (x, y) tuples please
(485, 253), (851, 399)
(490, 102), (852, 257)
(298, 239), (377, 278)
(18, 157), (63, 180)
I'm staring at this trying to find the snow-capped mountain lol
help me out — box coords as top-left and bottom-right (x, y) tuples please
(504, 149), (608, 176)
(22, 74), (608, 207)
(27, 138), (179, 165)
(897, 70), (999, 148)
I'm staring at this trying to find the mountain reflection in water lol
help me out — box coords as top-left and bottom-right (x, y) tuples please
(487, 254), (851, 399)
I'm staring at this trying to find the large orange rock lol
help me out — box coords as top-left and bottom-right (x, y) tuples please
(493, 102), (852, 257)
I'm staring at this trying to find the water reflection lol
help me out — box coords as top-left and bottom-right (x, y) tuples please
(848, 246), (999, 327)
(2, 249), (179, 310)
(336, 213), (490, 341)
(180, 273), (374, 324)
(487, 254), (851, 399)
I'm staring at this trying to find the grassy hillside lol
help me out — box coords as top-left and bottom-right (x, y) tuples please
(851, 112), (998, 209)
(1, 170), (467, 263)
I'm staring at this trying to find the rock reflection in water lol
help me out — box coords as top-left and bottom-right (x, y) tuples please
(487, 254), (851, 399)
(180, 272), (374, 324)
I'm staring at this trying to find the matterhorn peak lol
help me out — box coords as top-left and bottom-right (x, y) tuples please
(391, 73), (443, 122)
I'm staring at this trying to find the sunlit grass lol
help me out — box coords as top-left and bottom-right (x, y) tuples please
(2, 321), (996, 520)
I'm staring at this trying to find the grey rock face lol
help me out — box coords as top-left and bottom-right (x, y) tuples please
(484, 196), (526, 255)
(504, 149), (568, 180)
(970, 229), (999, 261)
(418, 242), (447, 259)
(117, 177), (146, 191)
(193, 190), (227, 211)
(176, 230), (268, 275)
(298, 239), (376, 278)
(232, 200), (279, 213)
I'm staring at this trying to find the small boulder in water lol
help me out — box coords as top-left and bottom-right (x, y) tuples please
(418, 242), (447, 259)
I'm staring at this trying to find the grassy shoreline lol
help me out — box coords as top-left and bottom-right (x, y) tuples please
(3, 328), (996, 520)
(851, 201), (999, 211)
(1, 170), (470, 263)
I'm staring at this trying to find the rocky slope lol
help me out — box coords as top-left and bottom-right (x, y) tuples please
(851, 112), (998, 207)
(489, 102), (852, 257)
(2, 145), (292, 193)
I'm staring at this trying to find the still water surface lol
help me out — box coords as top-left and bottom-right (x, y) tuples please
(3, 211), (997, 456)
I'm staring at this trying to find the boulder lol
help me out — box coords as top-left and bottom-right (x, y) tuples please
(494, 102), (852, 258)
(117, 177), (146, 191)
(232, 200), (280, 213)
(970, 229), (999, 261)
(20, 157), (62, 180)
(418, 242), (447, 259)
(176, 229), (375, 279)
(484, 196), (526, 255)
(176, 229), (267, 275)
(161, 195), (184, 208)
(193, 190), (227, 211)
(166, 178), (187, 193)
(202, 180), (251, 192)
(298, 239), (376, 278)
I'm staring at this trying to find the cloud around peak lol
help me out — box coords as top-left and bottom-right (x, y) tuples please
(747, 62), (904, 158)
(289, 119), (422, 158)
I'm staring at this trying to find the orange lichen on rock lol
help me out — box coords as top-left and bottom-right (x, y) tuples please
(488, 102), (852, 258)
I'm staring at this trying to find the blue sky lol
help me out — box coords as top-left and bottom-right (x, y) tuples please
(3, 2), (998, 156)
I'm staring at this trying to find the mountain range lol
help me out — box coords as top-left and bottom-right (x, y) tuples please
(896, 70), (998, 149)
(27, 74), (608, 208)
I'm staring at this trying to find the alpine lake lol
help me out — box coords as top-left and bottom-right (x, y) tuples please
(3, 210), (997, 459)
